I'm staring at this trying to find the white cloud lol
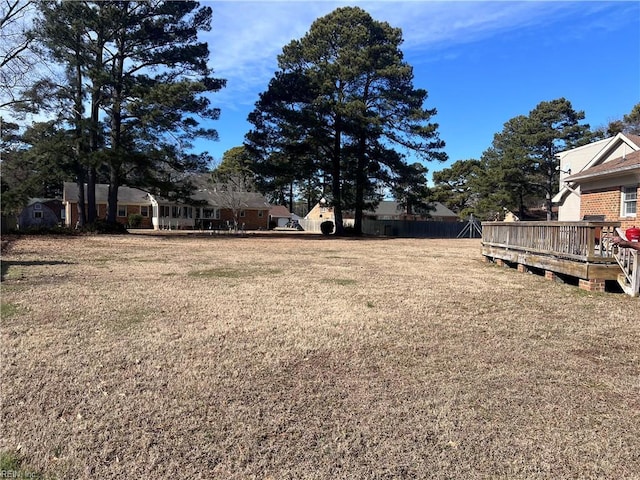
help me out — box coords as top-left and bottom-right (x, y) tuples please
(202, 1), (596, 109)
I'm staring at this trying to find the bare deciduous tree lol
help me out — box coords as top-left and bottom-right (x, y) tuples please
(0, 0), (39, 109)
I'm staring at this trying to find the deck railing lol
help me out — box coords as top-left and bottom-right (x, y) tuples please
(481, 221), (620, 262)
(612, 228), (640, 296)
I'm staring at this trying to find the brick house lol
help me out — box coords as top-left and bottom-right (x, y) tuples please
(63, 178), (270, 230)
(63, 183), (154, 228)
(564, 150), (639, 231)
(555, 133), (640, 231)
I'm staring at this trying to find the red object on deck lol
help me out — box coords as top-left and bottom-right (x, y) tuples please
(626, 226), (640, 242)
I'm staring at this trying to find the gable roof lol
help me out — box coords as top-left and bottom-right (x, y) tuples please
(63, 182), (150, 204)
(581, 132), (640, 172)
(269, 205), (292, 218)
(63, 179), (271, 209)
(626, 133), (640, 146)
(553, 133), (640, 203)
(564, 150), (640, 182)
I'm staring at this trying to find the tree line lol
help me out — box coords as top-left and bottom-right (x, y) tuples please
(2, 1), (637, 233)
(431, 102), (640, 221)
(1, 0), (225, 227)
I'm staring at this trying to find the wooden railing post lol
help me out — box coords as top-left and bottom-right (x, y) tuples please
(586, 225), (595, 258)
(631, 252), (640, 297)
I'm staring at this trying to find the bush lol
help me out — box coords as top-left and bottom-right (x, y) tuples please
(320, 220), (334, 235)
(128, 213), (143, 228)
(10, 225), (75, 236)
(342, 225), (358, 236)
(83, 220), (129, 234)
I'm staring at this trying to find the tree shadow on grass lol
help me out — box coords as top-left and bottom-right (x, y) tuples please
(1, 260), (74, 282)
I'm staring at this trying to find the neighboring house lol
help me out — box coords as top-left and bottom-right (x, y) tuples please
(364, 200), (458, 222)
(63, 179), (271, 230)
(554, 133), (640, 224)
(187, 177), (271, 230)
(18, 199), (63, 229)
(562, 149), (640, 231)
(269, 205), (293, 228)
(304, 198), (334, 222)
(304, 199), (457, 223)
(63, 183), (154, 229)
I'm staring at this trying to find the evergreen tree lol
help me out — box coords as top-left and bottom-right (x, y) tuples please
(0, 0), (39, 110)
(526, 98), (591, 219)
(432, 159), (482, 219)
(29, 0), (225, 225)
(471, 99), (590, 220)
(246, 7), (445, 235)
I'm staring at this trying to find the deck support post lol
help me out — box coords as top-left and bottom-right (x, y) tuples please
(578, 278), (606, 292)
(545, 271), (563, 283)
(517, 264), (529, 273)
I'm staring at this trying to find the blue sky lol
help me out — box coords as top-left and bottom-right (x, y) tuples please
(198, 1), (640, 181)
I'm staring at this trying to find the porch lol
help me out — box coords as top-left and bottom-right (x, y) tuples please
(481, 221), (639, 297)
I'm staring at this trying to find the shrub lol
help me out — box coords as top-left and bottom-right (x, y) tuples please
(320, 220), (334, 235)
(342, 225), (358, 236)
(128, 213), (143, 228)
(11, 225), (75, 236)
(83, 220), (129, 234)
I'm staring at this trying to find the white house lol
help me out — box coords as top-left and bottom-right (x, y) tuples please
(553, 133), (640, 221)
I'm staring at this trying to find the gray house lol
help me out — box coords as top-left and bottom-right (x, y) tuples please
(18, 199), (63, 229)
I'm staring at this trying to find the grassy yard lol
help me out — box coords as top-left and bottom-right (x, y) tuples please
(1, 233), (639, 479)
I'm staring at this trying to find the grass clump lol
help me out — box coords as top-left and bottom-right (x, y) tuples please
(188, 267), (283, 278)
(322, 278), (356, 286)
(0, 301), (20, 319)
(0, 451), (40, 479)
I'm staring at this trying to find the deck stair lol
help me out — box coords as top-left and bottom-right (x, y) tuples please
(611, 228), (640, 297)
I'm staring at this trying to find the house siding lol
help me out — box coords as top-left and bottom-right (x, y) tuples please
(580, 184), (639, 230)
(67, 203), (153, 228)
(63, 181), (270, 230)
(218, 209), (269, 230)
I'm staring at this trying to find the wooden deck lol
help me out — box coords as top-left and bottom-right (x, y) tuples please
(481, 221), (638, 295)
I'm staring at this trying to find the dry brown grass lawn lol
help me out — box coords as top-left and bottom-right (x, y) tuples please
(1, 233), (639, 479)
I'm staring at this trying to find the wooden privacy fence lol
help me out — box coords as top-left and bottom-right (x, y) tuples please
(299, 218), (472, 238)
(361, 219), (470, 238)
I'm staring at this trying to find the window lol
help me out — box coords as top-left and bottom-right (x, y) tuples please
(118, 205), (127, 217)
(141, 206), (149, 217)
(258, 210), (264, 217)
(240, 210), (246, 218)
(172, 206), (181, 218)
(34, 203), (42, 210)
(159, 206), (170, 218)
(622, 186), (637, 217)
(34, 210), (43, 219)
